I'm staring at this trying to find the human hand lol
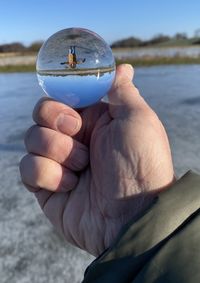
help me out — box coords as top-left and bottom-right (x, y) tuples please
(20, 64), (174, 256)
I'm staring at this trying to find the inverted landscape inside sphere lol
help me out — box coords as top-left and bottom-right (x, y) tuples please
(36, 28), (116, 108)
(37, 28), (115, 76)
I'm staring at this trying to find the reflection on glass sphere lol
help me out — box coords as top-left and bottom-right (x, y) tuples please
(36, 28), (116, 108)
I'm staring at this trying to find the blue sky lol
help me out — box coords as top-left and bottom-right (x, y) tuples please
(1, 0), (200, 45)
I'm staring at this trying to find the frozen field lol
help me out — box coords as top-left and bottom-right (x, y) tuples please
(0, 65), (200, 282)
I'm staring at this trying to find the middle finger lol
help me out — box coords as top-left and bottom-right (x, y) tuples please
(25, 125), (89, 171)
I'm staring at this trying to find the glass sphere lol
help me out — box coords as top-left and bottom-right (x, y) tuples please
(36, 28), (116, 108)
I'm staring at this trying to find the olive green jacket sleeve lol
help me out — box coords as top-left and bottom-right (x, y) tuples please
(82, 171), (200, 283)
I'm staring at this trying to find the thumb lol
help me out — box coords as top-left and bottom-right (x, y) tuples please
(108, 64), (148, 118)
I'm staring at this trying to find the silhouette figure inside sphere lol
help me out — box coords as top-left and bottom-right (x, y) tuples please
(61, 46), (86, 69)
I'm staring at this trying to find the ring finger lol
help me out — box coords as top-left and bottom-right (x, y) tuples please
(20, 154), (78, 192)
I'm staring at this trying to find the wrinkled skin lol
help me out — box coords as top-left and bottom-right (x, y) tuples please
(20, 64), (174, 256)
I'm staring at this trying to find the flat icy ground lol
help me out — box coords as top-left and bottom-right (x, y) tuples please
(0, 65), (200, 282)
(0, 73), (93, 283)
(0, 151), (93, 283)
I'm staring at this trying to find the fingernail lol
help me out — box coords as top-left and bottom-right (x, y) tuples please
(124, 64), (134, 80)
(116, 64), (134, 83)
(124, 64), (133, 71)
(57, 113), (79, 135)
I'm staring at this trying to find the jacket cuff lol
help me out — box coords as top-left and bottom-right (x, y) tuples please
(83, 171), (200, 282)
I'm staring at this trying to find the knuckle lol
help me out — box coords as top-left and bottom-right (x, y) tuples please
(24, 125), (38, 149)
(19, 154), (49, 188)
(47, 133), (73, 163)
(32, 98), (52, 125)
(145, 109), (159, 122)
(24, 124), (74, 164)
(32, 99), (45, 124)
(19, 154), (30, 183)
(32, 98), (82, 134)
(44, 130), (60, 156)
(142, 109), (161, 130)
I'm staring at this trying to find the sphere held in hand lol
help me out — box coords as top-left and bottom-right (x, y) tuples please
(36, 28), (116, 108)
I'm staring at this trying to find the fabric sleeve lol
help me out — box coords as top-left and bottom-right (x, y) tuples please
(82, 171), (200, 283)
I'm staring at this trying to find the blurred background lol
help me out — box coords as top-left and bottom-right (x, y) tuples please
(0, 0), (200, 282)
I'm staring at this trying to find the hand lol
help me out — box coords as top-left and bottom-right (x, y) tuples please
(20, 64), (175, 256)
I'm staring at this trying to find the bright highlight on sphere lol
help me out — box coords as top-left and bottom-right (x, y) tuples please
(36, 28), (116, 108)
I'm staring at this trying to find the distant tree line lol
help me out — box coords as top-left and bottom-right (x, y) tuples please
(1, 30), (200, 52)
(111, 31), (200, 48)
(0, 41), (43, 53)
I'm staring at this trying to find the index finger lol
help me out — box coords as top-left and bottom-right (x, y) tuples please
(32, 98), (82, 136)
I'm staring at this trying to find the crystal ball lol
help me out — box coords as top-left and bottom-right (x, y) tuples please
(36, 28), (116, 108)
